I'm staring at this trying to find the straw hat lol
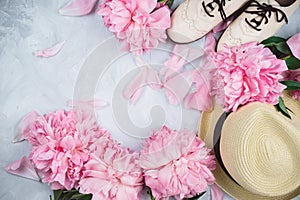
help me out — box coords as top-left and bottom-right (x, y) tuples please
(199, 92), (300, 199)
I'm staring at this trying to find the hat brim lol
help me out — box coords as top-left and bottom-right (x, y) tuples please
(199, 93), (300, 200)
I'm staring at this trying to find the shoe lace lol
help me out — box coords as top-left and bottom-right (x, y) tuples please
(244, 0), (288, 31)
(202, 0), (230, 21)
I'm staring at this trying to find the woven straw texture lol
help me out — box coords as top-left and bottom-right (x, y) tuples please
(199, 93), (300, 199)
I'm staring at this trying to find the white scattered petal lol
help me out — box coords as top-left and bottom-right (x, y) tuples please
(34, 41), (65, 58)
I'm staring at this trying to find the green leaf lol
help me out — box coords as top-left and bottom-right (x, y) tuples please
(146, 186), (155, 200)
(281, 80), (300, 90)
(184, 192), (206, 200)
(260, 36), (286, 46)
(77, 194), (92, 200)
(52, 189), (92, 200)
(275, 97), (291, 119)
(70, 193), (92, 200)
(275, 41), (292, 55)
(167, 0), (174, 8)
(157, 0), (174, 8)
(285, 56), (300, 70)
(54, 190), (63, 200)
(62, 190), (78, 200)
(265, 46), (283, 58)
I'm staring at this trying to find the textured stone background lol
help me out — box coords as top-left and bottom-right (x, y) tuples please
(0, 0), (299, 199)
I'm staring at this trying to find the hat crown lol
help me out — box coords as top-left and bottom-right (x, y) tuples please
(220, 102), (300, 197)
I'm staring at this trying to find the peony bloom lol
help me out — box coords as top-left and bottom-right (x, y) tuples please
(79, 140), (143, 200)
(98, 0), (171, 55)
(18, 109), (106, 190)
(211, 42), (287, 112)
(140, 126), (216, 200)
(283, 69), (300, 101)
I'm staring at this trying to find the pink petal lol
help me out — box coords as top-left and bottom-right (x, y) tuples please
(13, 111), (40, 143)
(168, 44), (203, 71)
(162, 44), (203, 82)
(172, 44), (203, 60)
(34, 41), (65, 58)
(51, 182), (65, 190)
(212, 16), (233, 33)
(287, 33), (300, 60)
(164, 71), (193, 105)
(124, 57), (162, 104)
(5, 156), (40, 181)
(136, 0), (157, 14)
(145, 67), (162, 90)
(210, 184), (224, 200)
(60, 135), (76, 150)
(184, 87), (212, 111)
(140, 127), (197, 169)
(123, 67), (147, 104)
(149, 6), (171, 29)
(59, 0), (98, 16)
(67, 99), (109, 109)
(129, 87), (145, 104)
(184, 69), (213, 111)
(204, 32), (216, 53)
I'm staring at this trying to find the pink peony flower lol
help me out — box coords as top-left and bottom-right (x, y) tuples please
(287, 33), (300, 60)
(140, 126), (216, 200)
(283, 69), (300, 101)
(32, 133), (90, 190)
(98, 0), (171, 55)
(79, 140), (143, 200)
(291, 89), (300, 101)
(211, 42), (287, 112)
(19, 109), (106, 190)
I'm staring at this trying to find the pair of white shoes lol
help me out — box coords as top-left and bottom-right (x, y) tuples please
(167, 0), (299, 51)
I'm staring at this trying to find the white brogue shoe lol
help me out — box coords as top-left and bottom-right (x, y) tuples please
(167, 0), (249, 44)
(217, 0), (299, 51)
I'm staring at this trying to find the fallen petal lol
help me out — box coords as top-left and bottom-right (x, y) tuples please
(210, 184), (224, 200)
(5, 156), (40, 181)
(67, 99), (109, 109)
(162, 44), (203, 82)
(59, 0), (98, 16)
(165, 44), (203, 71)
(145, 67), (162, 90)
(204, 32), (216, 54)
(164, 71), (193, 105)
(123, 67), (147, 104)
(173, 44), (203, 62)
(160, 66), (176, 83)
(13, 111), (40, 143)
(129, 87), (145, 104)
(184, 69), (213, 111)
(184, 86), (212, 111)
(34, 41), (65, 58)
(287, 33), (300, 60)
(212, 16), (233, 33)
